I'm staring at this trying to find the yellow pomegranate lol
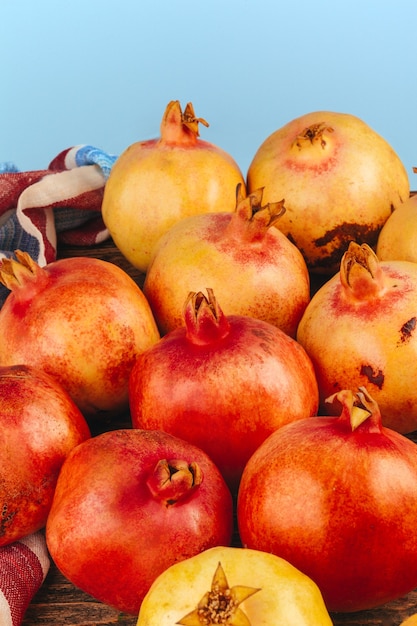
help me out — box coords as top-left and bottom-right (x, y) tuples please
(102, 100), (245, 273)
(143, 186), (310, 337)
(247, 111), (410, 274)
(136, 546), (333, 626)
(297, 242), (417, 433)
(376, 192), (417, 261)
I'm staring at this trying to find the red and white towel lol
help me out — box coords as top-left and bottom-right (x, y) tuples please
(0, 532), (50, 626)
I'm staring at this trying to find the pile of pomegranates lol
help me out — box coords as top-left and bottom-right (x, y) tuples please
(2, 100), (417, 623)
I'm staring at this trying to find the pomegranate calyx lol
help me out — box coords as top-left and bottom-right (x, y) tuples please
(0, 250), (48, 295)
(340, 242), (385, 300)
(184, 289), (231, 346)
(146, 458), (203, 506)
(161, 100), (209, 145)
(177, 561), (260, 626)
(227, 184), (286, 243)
(182, 101), (209, 136)
(293, 122), (334, 150)
(326, 387), (382, 433)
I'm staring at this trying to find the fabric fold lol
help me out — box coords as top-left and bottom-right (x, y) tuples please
(0, 144), (117, 306)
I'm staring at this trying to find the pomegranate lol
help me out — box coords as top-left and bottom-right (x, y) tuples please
(247, 110), (410, 274)
(102, 100), (245, 273)
(296, 241), (417, 433)
(0, 364), (90, 547)
(143, 185), (310, 337)
(376, 192), (417, 262)
(0, 250), (160, 419)
(46, 428), (233, 615)
(129, 289), (319, 490)
(237, 387), (417, 612)
(137, 546), (333, 626)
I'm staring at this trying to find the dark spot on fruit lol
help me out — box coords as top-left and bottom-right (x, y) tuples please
(251, 326), (274, 342)
(360, 365), (384, 389)
(399, 317), (417, 343)
(315, 223), (381, 249)
(0, 503), (16, 537)
(286, 232), (297, 246)
(308, 222), (383, 274)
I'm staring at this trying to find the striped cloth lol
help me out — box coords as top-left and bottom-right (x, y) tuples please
(0, 532), (50, 626)
(0, 145), (117, 306)
(0, 145), (117, 622)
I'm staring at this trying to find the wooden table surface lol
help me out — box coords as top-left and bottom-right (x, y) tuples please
(20, 238), (417, 625)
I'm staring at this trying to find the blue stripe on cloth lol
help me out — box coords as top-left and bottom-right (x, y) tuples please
(0, 212), (41, 306)
(0, 163), (20, 173)
(54, 206), (100, 234)
(0, 212), (40, 258)
(1, 146), (118, 178)
(74, 145), (118, 180)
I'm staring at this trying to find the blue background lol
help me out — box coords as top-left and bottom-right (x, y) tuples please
(2, 0), (416, 186)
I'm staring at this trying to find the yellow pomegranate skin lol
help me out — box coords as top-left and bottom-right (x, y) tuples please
(377, 193), (417, 262)
(136, 546), (333, 626)
(247, 111), (410, 274)
(400, 615), (417, 626)
(102, 101), (245, 273)
(143, 189), (310, 338)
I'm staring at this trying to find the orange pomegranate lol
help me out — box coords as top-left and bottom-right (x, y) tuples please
(0, 251), (160, 419)
(102, 101), (245, 273)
